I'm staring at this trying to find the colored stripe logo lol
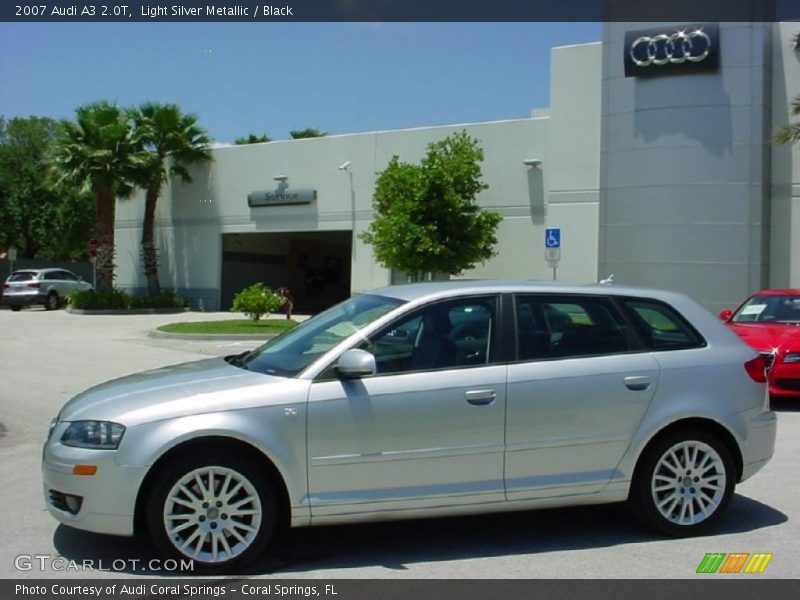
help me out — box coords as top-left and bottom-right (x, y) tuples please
(697, 553), (772, 574)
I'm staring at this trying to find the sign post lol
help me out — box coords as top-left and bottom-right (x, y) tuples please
(544, 228), (561, 280)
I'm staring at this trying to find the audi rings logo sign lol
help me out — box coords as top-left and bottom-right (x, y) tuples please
(624, 24), (719, 78)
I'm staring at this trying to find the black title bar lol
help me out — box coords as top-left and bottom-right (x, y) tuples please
(2, 0), (800, 22)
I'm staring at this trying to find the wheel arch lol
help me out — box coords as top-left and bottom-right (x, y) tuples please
(133, 436), (291, 537)
(630, 417), (744, 492)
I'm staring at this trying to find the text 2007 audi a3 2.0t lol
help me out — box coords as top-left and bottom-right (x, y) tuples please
(42, 281), (776, 570)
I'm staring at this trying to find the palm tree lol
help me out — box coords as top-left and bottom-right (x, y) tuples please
(52, 102), (145, 290)
(131, 103), (211, 295)
(234, 133), (271, 145)
(775, 95), (800, 145)
(289, 127), (327, 139)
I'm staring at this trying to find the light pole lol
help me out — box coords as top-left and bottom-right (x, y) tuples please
(339, 161), (356, 259)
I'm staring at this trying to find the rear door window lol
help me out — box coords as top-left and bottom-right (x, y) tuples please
(621, 299), (705, 350)
(514, 295), (632, 360)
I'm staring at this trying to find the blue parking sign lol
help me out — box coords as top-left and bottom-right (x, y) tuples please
(545, 228), (561, 249)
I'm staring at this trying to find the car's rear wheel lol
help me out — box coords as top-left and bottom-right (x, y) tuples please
(45, 292), (59, 311)
(631, 429), (735, 536)
(10, 305), (22, 312)
(146, 450), (276, 571)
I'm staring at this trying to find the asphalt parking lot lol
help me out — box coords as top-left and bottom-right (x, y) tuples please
(0, 308), (798, 579)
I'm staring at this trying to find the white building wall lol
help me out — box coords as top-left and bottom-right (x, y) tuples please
(599, 22), (773, 313)
(770, 22), (800, 289)
(115, 42), (602, 310)
(546, 42), (602, 283)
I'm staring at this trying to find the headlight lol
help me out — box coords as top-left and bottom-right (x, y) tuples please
(61, 421), (125, 449)
(784, 352), (800, 364)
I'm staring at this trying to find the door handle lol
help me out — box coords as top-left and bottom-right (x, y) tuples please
(624, 376), (651, 391)
(465, 390), (497, 405)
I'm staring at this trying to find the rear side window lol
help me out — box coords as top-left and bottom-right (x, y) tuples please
(622, 299), (705, 350)
(515, 295), (632, 361)
(9, 272), (36, 282)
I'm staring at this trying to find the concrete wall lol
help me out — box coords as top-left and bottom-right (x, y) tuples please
(770, 22), (800, 289)
(545, 42), (603, 283)
(599, 23), (773, 313)
(115, 42), (602, 310)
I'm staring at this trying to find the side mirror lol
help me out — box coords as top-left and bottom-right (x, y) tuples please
(336, 349), (377, 379)
(718, 309), (733, 322)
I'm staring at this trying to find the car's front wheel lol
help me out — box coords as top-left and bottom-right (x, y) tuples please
(146, 450), (276, 571)
(631, 429), (735, 536)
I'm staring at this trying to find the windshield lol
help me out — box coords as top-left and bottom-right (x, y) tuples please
(732, 294), (800, 324)
(232, 293), (405, 377)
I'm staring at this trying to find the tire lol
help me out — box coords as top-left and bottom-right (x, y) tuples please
(630, 428), (735, 536)
(45, 292), (59, 311)
(146, 449), (277, 572)
(10, 305), (22, 312)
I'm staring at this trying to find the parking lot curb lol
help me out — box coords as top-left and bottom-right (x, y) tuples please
(148, 329), (278, 341)
(67, 308), (189, 315)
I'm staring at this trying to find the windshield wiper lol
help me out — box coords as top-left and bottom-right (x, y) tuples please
(225, 351), (251, 369)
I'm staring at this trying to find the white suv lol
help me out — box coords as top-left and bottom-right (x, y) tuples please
(3, 268), (92, 311)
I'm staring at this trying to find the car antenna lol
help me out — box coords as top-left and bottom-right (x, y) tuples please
(599, 274), (615, 286)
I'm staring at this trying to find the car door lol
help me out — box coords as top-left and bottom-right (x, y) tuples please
(505, 294), (660, 500)
(307, 295), (507, 517)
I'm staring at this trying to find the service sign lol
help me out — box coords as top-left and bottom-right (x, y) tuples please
(248, 188), (317, 207)
(624, 23), (719, 78)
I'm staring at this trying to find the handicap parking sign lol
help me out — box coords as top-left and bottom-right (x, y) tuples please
(545, 228), (561, 249)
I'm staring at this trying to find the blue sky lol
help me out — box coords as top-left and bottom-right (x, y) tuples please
(0, 22), (600, 143)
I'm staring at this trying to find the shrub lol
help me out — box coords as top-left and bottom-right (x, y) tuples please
(67, 289), (187, 310)
(129, 292), (187, 309)
(68, 288), (130, 310)
(231, 283), (284, 321)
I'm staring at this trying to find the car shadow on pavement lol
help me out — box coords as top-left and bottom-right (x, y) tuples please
(52, 493), (786, 576)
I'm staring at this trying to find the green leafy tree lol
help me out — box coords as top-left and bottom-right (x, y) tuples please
(51, 102), (147, 290)
(0, 116), (94, 259)
(360, 130), (502, 280)
(775, 95), (800, 145)
(131, 103), (212, 295)
(289, 127), (327, 139)
(231, 282), (284, 321)
(234, 133), (271, 145)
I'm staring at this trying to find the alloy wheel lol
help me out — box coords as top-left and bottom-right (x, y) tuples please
(162, 466), (263, 563)
(650, 440), (726, 526)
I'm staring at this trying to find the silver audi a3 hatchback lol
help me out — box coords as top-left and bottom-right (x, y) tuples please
(43, 281), (776, 570)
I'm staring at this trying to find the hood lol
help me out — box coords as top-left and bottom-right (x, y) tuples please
(58, 358), (293, 425)
(727, 322), (800, 352)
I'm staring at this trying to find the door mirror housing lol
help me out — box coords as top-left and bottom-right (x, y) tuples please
(718, 308), (733, 322)
(336, 349), (377, 379)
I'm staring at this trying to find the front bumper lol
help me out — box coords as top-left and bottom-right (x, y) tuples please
(42, 431), (147, 537)
(768, 360), (800, 398)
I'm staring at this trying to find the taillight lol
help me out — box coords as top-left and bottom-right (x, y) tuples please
(2, 283), (8, 289)
(28, 282), (40, 288)
(744, 356), (767, 383)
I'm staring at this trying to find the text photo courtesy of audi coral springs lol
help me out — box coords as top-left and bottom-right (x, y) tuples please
(42, 282), (776, 570)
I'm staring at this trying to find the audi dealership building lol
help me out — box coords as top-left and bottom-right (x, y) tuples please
(115, 21), (800, 314)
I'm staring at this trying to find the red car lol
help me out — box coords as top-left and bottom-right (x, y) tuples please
(720, 289), (800, 398)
